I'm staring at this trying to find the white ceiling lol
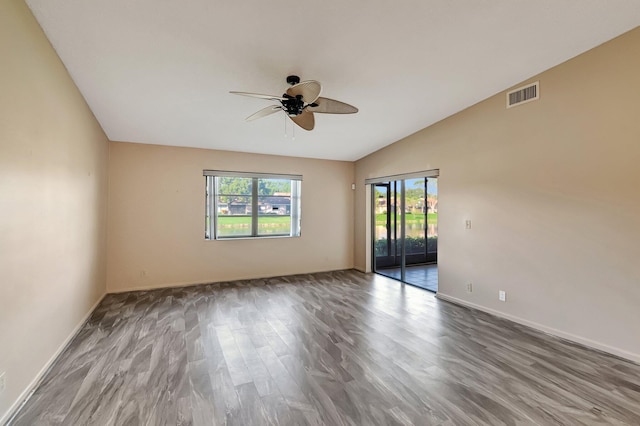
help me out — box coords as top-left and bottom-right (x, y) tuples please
(26, 1), (640, 161)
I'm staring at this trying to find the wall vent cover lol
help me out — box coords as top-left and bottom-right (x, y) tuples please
(507, 81), (539, 108)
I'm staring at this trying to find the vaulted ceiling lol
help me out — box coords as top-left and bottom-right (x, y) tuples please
(26, 0), (640, 161)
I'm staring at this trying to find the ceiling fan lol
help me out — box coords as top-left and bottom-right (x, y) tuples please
(230, 75), (358, 131)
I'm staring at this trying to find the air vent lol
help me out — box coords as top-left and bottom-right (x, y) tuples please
(507, 81), (539, 108)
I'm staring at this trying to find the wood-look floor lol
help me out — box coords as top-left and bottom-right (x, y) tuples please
(9, 270), (640, 425)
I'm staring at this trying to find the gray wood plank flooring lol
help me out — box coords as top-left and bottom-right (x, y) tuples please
(8, 270), (640, 425)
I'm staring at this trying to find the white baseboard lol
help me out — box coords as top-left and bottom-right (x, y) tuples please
(109, 278), (219, 293)
(435, 293), (640, 365)
(108, 267), (357, 293)
(1, 293), (107, 426)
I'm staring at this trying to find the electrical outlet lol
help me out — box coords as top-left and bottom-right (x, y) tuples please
(465, 220), (472, 229)
(499, 290), (506, 302)
(0, 371), (6, 394)
(467, 283), (473, 293)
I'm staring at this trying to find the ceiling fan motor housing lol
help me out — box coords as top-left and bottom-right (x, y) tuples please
(282, 94), (305, 116)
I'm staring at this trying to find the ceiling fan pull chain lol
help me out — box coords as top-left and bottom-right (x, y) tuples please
(292, 123), (295, 141)
(284, 114), (287, 138)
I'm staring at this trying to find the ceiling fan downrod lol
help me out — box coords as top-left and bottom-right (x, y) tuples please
(282, 76), (304, 116)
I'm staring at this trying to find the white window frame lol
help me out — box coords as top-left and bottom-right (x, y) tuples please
(204, 170), (302, 240)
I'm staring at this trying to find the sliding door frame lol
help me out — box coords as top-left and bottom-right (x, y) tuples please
(368, 169), (439, 284)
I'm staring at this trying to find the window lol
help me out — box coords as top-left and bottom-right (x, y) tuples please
(204, 171), (301, 239)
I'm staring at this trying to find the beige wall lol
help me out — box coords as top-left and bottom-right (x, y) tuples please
(355, 27), (640, 361)
(0, 0), (109, 422)
(107, 142), (354, 292)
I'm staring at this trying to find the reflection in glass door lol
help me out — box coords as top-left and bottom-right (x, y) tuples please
(372, 176), (438, 292)
(374, 182), (399, 268)
(426, 178), (438, 264)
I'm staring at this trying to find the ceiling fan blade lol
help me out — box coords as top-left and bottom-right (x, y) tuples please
(289, 110), (315, 131)
(230, 91), (286, 101)
(286, 80), (321, 103)
(246, 106), (283, 121)
(307, 97), (358, 114)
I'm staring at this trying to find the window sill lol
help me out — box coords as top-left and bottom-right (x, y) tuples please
(205, 234), (301, 241)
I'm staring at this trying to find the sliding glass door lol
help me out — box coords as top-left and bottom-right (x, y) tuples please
(371, 173), (438, 292)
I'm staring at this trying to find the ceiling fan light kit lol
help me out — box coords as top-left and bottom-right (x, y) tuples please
(230, 75), (358, 131)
